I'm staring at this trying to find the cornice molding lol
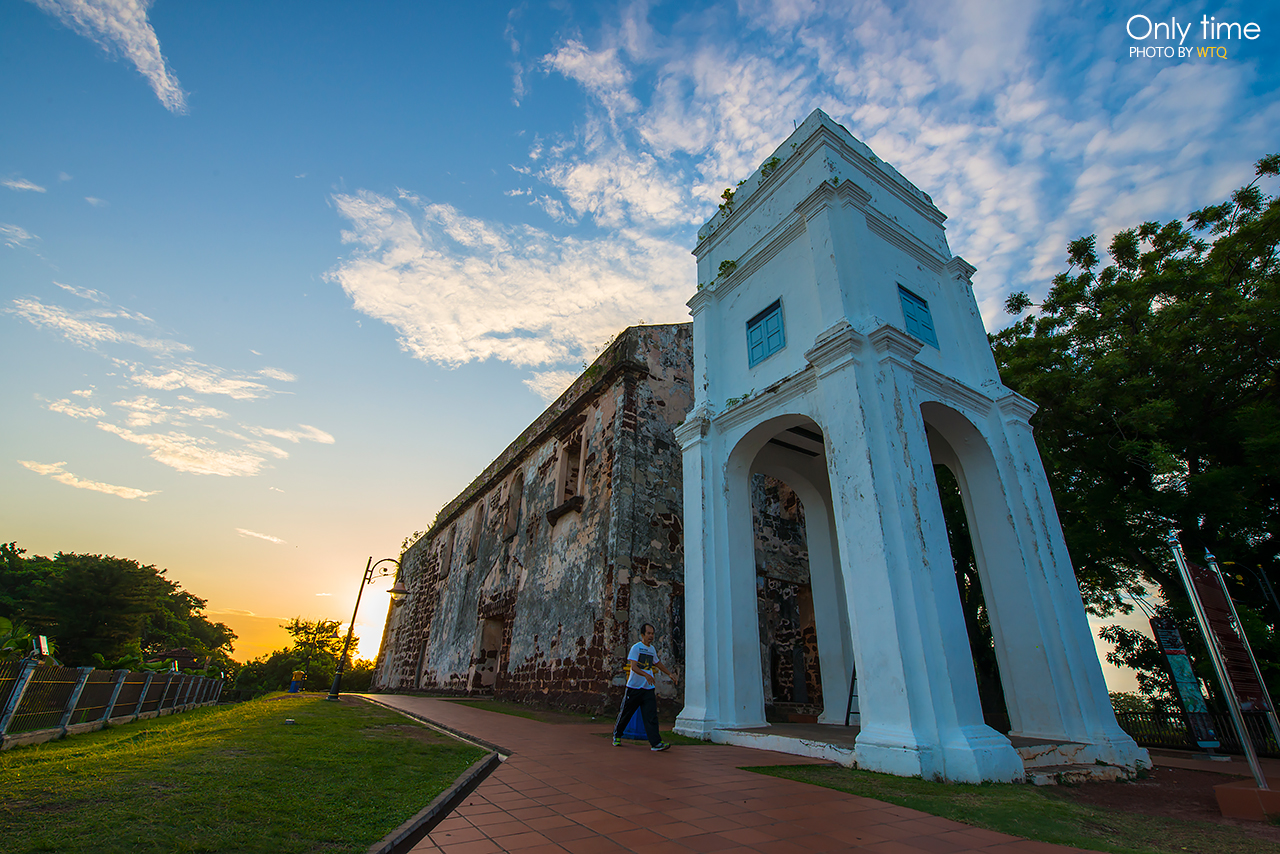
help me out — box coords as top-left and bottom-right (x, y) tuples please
(997, 390), (1039, 425)
(803, 321), (861, 377)
(868, 323), (924, 365)
(712, 368), (817, 434)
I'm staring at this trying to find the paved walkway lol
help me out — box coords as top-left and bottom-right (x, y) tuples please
(368, 695), (1089, 854)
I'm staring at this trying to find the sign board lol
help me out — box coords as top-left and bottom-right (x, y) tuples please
(1184, 560), (1272, 712)
(1150, 616), (1219, 748)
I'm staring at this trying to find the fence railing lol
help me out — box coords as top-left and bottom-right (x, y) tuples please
(1114, 709), (1279, 758)
(0, 659), (226, 750)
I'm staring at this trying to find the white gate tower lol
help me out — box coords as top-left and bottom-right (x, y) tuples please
(673, 110), (1147, 783)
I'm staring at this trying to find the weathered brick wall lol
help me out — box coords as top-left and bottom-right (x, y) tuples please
(374, 324), (693, 714)
(751, 475), (823, 718)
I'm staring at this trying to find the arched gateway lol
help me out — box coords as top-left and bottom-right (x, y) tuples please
(673, 110), (1148, 782)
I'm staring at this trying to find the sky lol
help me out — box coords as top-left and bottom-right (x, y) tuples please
(2, 1), (1277, 684)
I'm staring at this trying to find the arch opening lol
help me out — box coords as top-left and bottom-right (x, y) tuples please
(726, 414), (855, 727)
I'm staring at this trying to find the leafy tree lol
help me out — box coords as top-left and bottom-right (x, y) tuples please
(990, 154), (1280, 702)
(234, 649), (304, 697)
(281, 617), (357, 690)
(0, 543), (237, 669)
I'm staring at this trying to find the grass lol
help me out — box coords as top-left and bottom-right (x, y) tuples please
(0, 694), (487, 854)
(750, 764), (1269, 854)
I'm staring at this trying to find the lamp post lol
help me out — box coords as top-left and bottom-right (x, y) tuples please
(326, 557), (407, 701)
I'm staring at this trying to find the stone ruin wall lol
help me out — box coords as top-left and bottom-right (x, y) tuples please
(374, 324), (694, 713)
(751, 474), (823, 719)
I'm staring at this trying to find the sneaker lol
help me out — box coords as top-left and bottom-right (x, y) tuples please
(612, 736), (622, 746)
(651, 741), (671, 752)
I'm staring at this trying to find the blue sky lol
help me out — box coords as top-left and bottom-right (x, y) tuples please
(3, 1), (1277, 672)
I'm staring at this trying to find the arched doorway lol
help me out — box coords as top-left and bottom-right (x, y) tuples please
(731, 415), (855, 727)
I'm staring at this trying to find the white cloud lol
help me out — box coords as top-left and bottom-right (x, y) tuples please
(71, 387), (95, 398)
(1, 224), (37, 248)
(541, 39), (641, 119)
(236, 528), (286, 544)
(58, 172), (73, 182)
(48, 398), (105, 419)
(256, 367), (297, 382)
(97, 422), (269, 476)
(28, 0), (188, 113)
(129, 362), (278, 399)
(85, 196), (108, 207)
(328, 190), (692, 370)
(55, 282), (109, 302)
(523, 370), (580, 402)
(3, 178), (46, 192)
(250, 425), (335, 445)
(19, 459), (158, 500)
(10, 296), (189, 353)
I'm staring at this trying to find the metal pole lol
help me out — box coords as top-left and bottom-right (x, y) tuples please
(1169, 533), (1268, 789)
(327, 557), (372, 701)
(1204, 550), (1280, 755)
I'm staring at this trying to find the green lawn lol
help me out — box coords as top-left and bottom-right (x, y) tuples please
(0, 694), (487, 854)
(750, 764), (1270, 854)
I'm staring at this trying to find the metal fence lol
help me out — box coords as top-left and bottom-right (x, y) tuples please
(1114, 709), (1279, 757)
(0, 659), (226, 750)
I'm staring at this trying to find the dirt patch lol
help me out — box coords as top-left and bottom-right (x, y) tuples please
(1048, 766), (1280, 845)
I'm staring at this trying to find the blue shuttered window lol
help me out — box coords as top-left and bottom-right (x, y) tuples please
(898, 286), (939, 348)
(747, 300), (786, 367)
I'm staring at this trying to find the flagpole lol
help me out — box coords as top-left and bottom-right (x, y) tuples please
(1168, 532), (1268, 790)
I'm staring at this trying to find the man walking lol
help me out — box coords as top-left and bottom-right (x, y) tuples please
(613, 622), (678, 751)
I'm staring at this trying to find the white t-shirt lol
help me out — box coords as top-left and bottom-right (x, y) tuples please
(626, 641), (660, 690)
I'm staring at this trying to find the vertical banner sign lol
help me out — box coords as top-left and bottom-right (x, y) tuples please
(1184, 559), (1273, 713)
(1150, 617), (1219, 748)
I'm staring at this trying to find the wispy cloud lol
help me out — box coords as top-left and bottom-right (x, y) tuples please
(327, 190), (691, 369)
(1, 224), (37, 249)
(18, 285), (333, 479)
(19, 459), (158, 500)
(3, 178), (46, 193)
(129, 362), (279, 399)
(10, 296), (189, 354)
(250, 425), (335, 444)
(97, 422), (269, 476)
(349, 0), (1277, 359)
(236, 528), (286, 544)
(85, 196), (108, 207)
(47, 398), (105, 419)
(523, 370), (580, 402)
(28, 0), (188, 113)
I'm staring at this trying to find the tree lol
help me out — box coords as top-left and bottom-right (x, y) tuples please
(990, 154), (1280, 702)
(282, 617), (354, 690)
(0, 542), (237, 669)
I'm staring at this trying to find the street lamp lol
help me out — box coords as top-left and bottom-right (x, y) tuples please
(326, 557), (407, 701)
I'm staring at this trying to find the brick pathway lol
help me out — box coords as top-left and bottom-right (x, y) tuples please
(368, 695), (1088, 853)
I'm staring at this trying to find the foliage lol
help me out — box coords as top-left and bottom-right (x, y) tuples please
(717, 187), (735, 215)
(989, 154), (1280, 701)
(935, 466), (1008, 729)
(0, 542), (237, 668)
(0, 696), (487, 854)
(0, 616), (37, 660)
(1109, 691), (1155, 715)
(234, 619), (361, 696)
(284, 616), (350, 669)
